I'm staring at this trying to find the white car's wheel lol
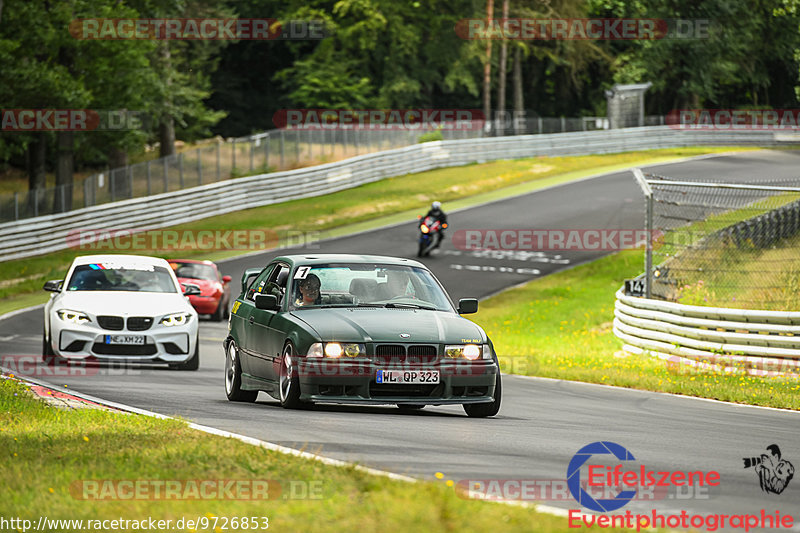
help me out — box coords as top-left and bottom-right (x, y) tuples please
(42, 327), (57, 366)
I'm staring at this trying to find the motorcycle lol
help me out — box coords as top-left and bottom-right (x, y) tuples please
(417, 215), (447, 257)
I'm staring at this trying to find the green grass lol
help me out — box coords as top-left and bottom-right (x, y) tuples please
(0, 377), (611, 533)
(650, 185), (800, 309)
(657, 222), (800, 311)
(471, 249), (800, 410)
(0, 146), (759, 312)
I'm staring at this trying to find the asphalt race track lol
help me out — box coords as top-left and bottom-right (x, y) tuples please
(3, 150), (800, 526)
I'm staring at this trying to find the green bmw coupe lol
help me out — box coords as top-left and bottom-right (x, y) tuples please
(223, 254), (501, 417)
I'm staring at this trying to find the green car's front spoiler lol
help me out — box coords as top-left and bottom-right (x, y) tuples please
(296, 359), (499, 405)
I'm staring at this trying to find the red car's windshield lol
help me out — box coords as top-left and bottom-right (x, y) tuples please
(170, 262), (217, 281)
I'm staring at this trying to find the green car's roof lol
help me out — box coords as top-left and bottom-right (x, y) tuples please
(273, 254), (427, 268)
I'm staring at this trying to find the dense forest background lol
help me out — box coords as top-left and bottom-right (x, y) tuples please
(1, 0), (800, 197)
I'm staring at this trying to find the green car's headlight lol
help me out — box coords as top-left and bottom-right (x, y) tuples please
(159, 313), (192, 327)
(307, 342), (365, 358)
(56, 309), (91, 325)
(308, 343), (324, 357)
(445, 344), (491, 360)
(326, 342), (365, 358)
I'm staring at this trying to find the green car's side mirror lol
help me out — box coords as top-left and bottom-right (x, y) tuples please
(457, 298), (478, 314)
(255, 293), (279, 311)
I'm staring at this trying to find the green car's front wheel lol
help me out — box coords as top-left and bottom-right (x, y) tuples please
(463, 373), (502, 418)
(225, 341), (257, 402)
(279, 342), (304, 409)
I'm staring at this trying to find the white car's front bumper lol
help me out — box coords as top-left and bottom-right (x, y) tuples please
(49, 318), (198, 364)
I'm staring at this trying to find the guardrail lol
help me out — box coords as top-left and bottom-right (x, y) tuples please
(0, 126), (790, 262)
(2, 115), (634, 223)
(613, 288), (800, 376)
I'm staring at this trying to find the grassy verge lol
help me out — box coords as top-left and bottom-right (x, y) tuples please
(471, 249), (800, 410)
(652, 187), (800, 310)
(0, 146), (759, 314)
(1, 377), (596, 533)
(661, 229), (800, 311)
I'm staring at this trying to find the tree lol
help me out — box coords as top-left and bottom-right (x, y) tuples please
(496, 0), (510, 126)
(0, 1), (88, 212)
(273, 0), (484, 112)
(592, 0), (800, 110)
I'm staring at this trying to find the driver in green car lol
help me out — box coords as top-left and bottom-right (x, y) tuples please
(295, 273), (322, 307)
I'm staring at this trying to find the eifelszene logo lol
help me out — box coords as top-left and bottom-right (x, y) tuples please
(567, 441), (721, 513)
(567, 441), (637, 512)
(743, 444), (795, 495)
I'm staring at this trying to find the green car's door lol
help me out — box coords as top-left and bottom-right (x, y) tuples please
(236, 265), (274, 378)
(250, 263), (291, 383)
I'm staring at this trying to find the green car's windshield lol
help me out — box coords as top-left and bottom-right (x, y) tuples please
(289, 264), (453, 311)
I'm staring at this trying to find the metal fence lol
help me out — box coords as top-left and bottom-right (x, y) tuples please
(0, 116), (666, 223)
(634, 171), (800, 310)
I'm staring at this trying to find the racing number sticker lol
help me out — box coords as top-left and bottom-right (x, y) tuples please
(294, 266), (311, 279)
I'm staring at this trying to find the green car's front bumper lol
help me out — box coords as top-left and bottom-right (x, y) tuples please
(296, 359), (499, 405)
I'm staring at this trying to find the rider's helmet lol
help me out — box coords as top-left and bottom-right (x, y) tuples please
(431, 201), (441, 211)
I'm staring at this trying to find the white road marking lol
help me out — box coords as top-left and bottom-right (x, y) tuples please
(449, 264), (541, 275)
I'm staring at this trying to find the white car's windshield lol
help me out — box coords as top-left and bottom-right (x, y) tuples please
(67, 263), (177, 293)
(289, 264), (453, 311)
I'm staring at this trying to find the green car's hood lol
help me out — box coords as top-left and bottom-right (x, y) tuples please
(291, 307), (486, 344)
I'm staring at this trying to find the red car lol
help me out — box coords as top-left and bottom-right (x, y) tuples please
(168, 260), (232, 321)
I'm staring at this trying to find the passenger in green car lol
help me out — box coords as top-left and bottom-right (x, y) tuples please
(381, 270), (413, 299)
(295, 274), (322, 307)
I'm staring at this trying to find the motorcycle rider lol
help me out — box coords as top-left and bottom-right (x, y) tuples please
(421, 201), (448, 249)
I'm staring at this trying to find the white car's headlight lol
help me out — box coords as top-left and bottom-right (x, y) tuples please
(159, 313), (193, 327)
(56, 309), (91, 325)
(445, 344), (485, 360)
(307, 342), (364, 358)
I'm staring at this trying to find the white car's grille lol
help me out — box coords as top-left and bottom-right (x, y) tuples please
(127, 317), (153, 331)
(97, 315), (124, 330)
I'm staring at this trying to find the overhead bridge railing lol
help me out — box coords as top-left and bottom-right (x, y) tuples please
(613, 288), (800, 376)
(0, 126), (790, 263)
